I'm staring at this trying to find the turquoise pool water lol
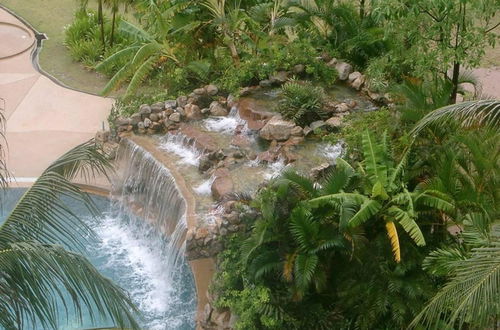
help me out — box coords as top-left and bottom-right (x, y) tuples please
(0, 188), (196, 330)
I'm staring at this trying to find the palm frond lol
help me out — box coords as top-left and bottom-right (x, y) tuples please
(0, 242), (139, 330)
(412, 100), (500, 135)
(0, 141), (110, 249)
(411, 224), (500, 329)
(387, 206), (425, 246)
(119, 20), (154, 42)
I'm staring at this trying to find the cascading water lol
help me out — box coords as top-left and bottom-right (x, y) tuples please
(104, 139), (196, 329)
(158, 133), (203, 166)
(203, 106), (249, 135)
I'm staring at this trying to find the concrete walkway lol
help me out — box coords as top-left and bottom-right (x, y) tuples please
(0, 7), (113, 181)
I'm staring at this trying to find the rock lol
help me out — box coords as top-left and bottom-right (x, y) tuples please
(283, 136), (304, 146)
(352, 75), (366, 90)
(259, 116), (296, 141)
(193, 87), (206, 95)
(283, 149), (300, 163)
(231, 135), (251, 148)
(137, 121), (145, 130)
(303, 126), (313, 136)
(176, 106), (185, 116)
(310, 120), (326, 131)
(198, 156), (212, 172)
(139, 104), (151, 119)
(293, 64), (305, 74)
(347, 100), (357, 108)
(227, 94), (236, 108)
(326, 116), (342, 129)
(335, 103), (350, 113)
(201, 107), (210, 114)
(163, 108), (174, 117)
(195, 227), (209, 240)
(151, 121), (162, 132)
(259, 79), (272, 87)
(203, 304), (213, 324)
(115, 117), (130, 126)
(212, 310), (231, 328)
(169, 113), (181, 122)
(240, 86), (253, 96)
(130, 113), (141, 126)
(165, 99), (177, 109)
(326, 58), (338, 67)
(150, 113), (160, 122)
(184, 104), (203, 120)
(143, 118), (152, 128)
(290, 126), (303, 137)
(211, 169), (234, 200)
(151, 102), (164, 113)
(232, 150), (245, 159)
(269, 71), (288, 85)
(321, 52), (332, 62)
(348, 71), (362, 83)
(206, 84), (219, 96)
(95, 130), (110, 143)
(176, 95), (188, 107)
(209, 101), (229, 116)
(310, 163), (332, 180)
(335, 61), (353, 80)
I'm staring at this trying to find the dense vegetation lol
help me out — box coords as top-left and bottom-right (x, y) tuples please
(60, 0), (499, 329)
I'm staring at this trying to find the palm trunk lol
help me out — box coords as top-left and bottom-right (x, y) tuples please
(360, 0), (366, 19)
(449, 61), (460, 104)
(97, 0), (105, 51)
(110, 7), (117, 47)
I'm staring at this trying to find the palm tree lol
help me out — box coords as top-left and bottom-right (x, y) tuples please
(96, 20), (178, 99)
(410, 216), (500, 329)
(203, 0), (245, 66)
(308, 131), (454, 262)
(0, 140), (139, 329)
(411, 99), (500, 135)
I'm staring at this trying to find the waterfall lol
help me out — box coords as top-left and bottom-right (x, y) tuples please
(203, 106), (249, 135)
(158, 133), (203, 166)
(113, 139), (188, 270)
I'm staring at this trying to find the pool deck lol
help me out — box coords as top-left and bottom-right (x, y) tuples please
(0, 7), (113, 184)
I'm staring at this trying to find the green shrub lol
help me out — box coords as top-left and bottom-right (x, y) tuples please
(276, 81), (328, 126)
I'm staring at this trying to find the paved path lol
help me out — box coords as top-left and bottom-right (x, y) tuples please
(0, 7), (113, 181)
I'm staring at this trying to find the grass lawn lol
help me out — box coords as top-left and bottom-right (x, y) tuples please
(0, 0), (110, 94)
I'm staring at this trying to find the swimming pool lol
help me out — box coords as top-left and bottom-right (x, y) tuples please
(0, 188), (196, 330)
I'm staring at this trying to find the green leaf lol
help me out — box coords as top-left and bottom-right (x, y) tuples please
(348, 199), (382, 227)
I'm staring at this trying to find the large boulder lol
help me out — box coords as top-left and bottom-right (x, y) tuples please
(348, 71), (362, 83)
(209, 101), (229, 116)
(335, 61), (353, 80)
(184, 104), (203, 120)
(211, 168), (234, 200)
(351, 74), (366, 90)
(259, 116), (296, 141)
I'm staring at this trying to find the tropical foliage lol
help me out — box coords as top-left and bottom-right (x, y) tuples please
(0, 141), (139, 329)
(276, 81), (327, 126)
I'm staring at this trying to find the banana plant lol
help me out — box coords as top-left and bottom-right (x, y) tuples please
(309, 131), (455, 262)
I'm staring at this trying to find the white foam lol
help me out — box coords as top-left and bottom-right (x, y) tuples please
(203, 106), (248, 135)
(159, 134), (201, 166)
(90, 213), (194, 329)
(318, 142), (343, 162)
(194, 176), (215, 196)
(263, 157), (289, 180)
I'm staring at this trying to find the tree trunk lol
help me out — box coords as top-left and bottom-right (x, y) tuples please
(449, 61), (460, 104)
(360, 0), (366, 19)
(110, 7), (116, 47)
(98, 0), (105, 51)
